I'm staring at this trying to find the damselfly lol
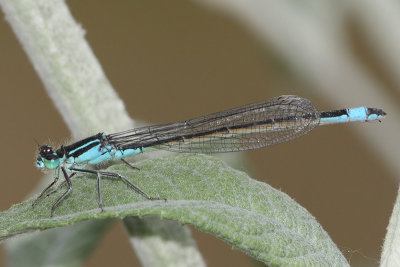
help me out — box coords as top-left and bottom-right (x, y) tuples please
(34, 95), (386, 216)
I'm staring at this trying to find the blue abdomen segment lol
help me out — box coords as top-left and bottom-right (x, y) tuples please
(319, 107), (385, 125)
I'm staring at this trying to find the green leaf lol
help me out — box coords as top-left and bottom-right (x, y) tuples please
(0, 154), (348, 266)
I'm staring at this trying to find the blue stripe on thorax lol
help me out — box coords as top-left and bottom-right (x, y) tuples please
(74, 143), (104, 163)
(66, 142), (145, 166)
(68, 139), (101, 155)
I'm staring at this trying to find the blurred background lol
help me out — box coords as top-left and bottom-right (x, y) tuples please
(0, 1), (399, 266)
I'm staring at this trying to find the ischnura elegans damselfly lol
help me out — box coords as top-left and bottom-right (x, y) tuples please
(33, 95), (386, 216)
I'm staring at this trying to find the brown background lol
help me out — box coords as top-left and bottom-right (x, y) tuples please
(0, 1), (397, 266)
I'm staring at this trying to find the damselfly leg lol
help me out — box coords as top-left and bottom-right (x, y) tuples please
(50, 167), (73, 216)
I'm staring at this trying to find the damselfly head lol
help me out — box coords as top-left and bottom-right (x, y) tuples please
(36, 145), (61, 169)
(38, 145), (55, 159)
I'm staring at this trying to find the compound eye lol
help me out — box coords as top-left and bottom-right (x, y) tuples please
(39, 145), (55, 159)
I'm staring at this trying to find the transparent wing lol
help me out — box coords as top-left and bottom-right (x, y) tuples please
(106, 95), (320, 153)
